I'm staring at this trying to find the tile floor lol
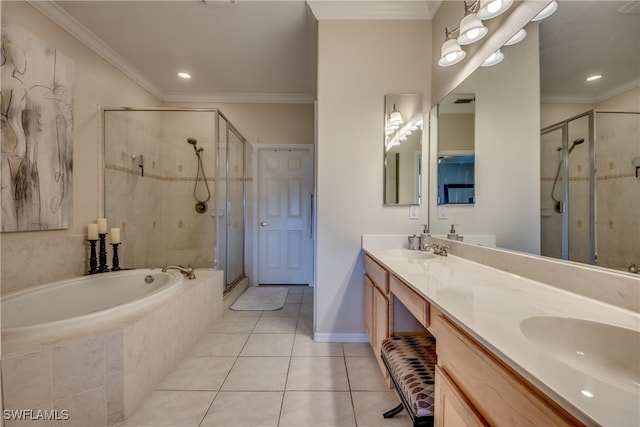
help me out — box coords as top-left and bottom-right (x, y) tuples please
(117, 285), (412, 427)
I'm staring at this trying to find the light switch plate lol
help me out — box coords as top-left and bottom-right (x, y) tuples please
(438, 205), (447, 219)
(409, 205), (419, 219)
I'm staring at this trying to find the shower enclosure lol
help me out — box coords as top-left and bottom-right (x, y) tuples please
(540, 110), (640, 271)
(103, 108), (247, 293)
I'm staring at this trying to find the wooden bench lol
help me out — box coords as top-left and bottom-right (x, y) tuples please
(380, 335), (437, 427)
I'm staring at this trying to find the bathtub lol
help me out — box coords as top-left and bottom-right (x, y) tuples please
(1, 268), (223, 426)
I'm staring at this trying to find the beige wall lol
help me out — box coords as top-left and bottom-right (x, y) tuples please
(1, 1), (161, 294)
(315, 19), (431, 340)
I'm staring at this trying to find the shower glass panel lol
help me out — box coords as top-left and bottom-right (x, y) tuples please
(103, 108), (247, 292)
(215, 113), (246, 292)
(541, 110), (639, 271)
(594, 111), (640, 270)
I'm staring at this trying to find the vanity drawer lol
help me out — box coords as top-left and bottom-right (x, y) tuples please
(436, 315), (582, 427)
(365, 255), (389, 293)
(389, 274), (429, 328)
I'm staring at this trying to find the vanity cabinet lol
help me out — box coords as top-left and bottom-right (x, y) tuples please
(363, 255), (392, 385)
(362, 252), (585, 427)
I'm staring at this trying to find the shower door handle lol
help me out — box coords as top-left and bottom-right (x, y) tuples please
(260, 221), (269, 227)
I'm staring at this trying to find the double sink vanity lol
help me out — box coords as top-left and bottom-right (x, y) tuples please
(362, 235), (639, 427)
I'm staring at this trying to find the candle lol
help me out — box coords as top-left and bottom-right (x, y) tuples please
(88, 223), (99, 240)
(97, 218), (107, 234)
(110, 228), (121, 244)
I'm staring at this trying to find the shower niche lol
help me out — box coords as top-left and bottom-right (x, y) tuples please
(103, 108), (247, 293)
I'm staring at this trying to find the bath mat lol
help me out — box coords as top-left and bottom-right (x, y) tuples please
(231, 287), (289, 311)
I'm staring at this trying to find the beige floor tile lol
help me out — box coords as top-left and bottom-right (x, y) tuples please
(221, 357), (289, 391)
(240, 334), (295, 357)
(292, 334), (343, 357)
(209, 317), (259, 334)
(351, 391), (412, 427)
(279, 391), (355, 427)
(223, 309), (263, 318)
(157, 357), (236, 391)
(189, 333), (249, 357)
(260, 303), (301, 318)
(299, 303), (313, 318)
(199, 391), (283, 427)
(285, 292), (303, 303)
(302, 292), (314, 303)
(284, 285), (306, 294)
(342, 343), (375, 357)
(345, 357), (389, 391)
(296, 316), (313, 334)
(120, 390), (215, 427)
(286, 357), (349, 391)
(253, 316), (298, 334)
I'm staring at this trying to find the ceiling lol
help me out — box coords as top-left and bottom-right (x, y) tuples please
(32, 1), (639, 104)
(38, 0), (440, 103)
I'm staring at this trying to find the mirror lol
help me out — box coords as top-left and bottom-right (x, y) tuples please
(430, 1), (640, 274)
(437, 93), (475, 205)
(384, 93), (423, 205)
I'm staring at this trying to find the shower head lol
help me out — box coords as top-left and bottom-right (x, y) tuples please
(568, 138), (585, 153)
(187, 138), (198, 145)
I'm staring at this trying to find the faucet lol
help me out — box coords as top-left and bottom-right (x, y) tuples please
(628, 263), (639, 274)
(161, 265), (196, 279)
(432, 243), (449, 256)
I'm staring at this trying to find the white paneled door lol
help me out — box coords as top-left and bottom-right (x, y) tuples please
(258, 147), (313, 284)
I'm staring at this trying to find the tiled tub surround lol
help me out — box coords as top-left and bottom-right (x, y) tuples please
(2, 269), (223, 426)
(362, 235), (640, 426)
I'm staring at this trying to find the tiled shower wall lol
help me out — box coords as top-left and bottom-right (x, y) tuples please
(104, 110), (217, 269)
(540, 109), (640, 271)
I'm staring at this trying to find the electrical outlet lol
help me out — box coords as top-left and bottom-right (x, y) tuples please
(438, 205), (447, 219)
(409, 205), (419, 219)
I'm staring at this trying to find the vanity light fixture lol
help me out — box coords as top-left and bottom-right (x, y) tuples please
(504, 28), (527, 46)
(481, 49), (504, 67)
(388, 104), (404, 126)
(586, 74), (603, 82)
(531, 0), (558, 22)
(177, 71), (192, 79)
(478, 0), (513, 20)
(438, 28), (466, 67)
(458, 1), (489, 45)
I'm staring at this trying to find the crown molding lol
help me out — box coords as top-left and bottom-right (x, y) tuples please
(28, 0), (165, 100)
(162, 92), (316, 104)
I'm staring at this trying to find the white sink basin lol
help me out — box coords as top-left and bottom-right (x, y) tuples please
(520, 316), (640, 392)
(379, 249), (435, 260)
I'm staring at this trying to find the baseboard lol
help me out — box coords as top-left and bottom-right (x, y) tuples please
(313, 332), (369, 343)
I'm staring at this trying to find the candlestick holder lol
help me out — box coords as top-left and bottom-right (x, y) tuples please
(111, 243), (121, 271)
(88, 239), (99, 274)
(98, 233), (110, 272)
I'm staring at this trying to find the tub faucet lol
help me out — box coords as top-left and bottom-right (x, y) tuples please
(161, 265), (196, 280)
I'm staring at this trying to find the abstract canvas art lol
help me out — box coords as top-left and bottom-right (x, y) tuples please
(1, 22), (74, 232)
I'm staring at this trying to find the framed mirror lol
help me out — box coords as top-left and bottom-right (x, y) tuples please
(437, 93), (475, 205)
(384, 93), (423, 205)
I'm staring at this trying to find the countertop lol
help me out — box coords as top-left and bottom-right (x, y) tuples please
(363, 245), (640, 427)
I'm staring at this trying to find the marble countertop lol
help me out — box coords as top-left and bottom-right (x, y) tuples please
(363, 243), (640, 427)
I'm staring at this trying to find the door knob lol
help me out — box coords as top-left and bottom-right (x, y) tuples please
(260, 221), (268, 227)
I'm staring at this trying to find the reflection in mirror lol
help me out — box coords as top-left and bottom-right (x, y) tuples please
(437, 93), (475, 204)
(384, 94), (423, 205)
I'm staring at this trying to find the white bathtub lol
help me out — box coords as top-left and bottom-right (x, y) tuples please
(2, 269), (182, 344)
(1, 269), (222, 426)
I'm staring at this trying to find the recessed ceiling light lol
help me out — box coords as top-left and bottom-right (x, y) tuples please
(586, 74), (602, 82)
(178, 72), (192, 80)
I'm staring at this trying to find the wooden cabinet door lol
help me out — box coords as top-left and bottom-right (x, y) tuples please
(363, 275), (374, 341)
(373, 284), (389, 352)
(435, 365), (488, 427)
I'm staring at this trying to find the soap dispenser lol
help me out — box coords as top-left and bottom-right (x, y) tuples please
(447, 224), (458, 240)
(420, 224), (431, 251)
